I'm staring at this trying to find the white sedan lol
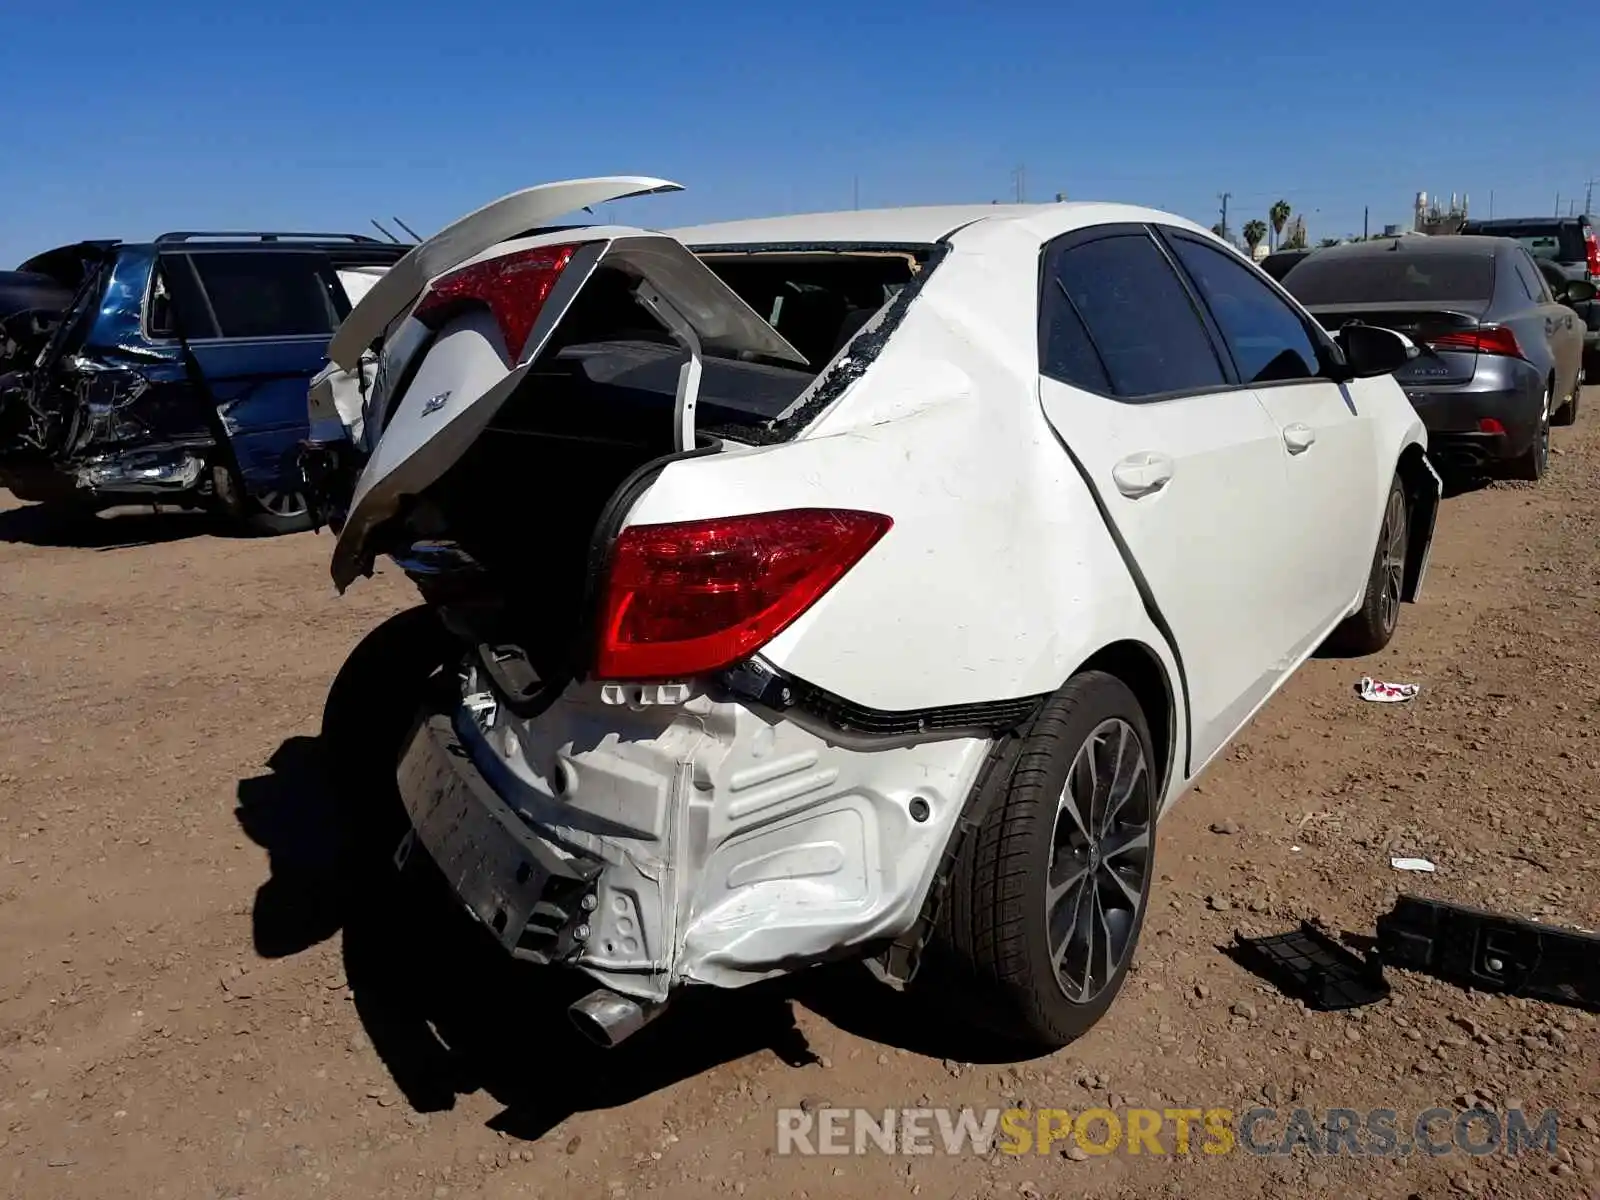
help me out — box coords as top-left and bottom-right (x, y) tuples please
(304, 177), (1439, 1050)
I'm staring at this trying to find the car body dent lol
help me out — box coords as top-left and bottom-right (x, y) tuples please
(327, 176), (685, 371)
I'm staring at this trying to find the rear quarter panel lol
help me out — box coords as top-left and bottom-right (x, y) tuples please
(625, 268), (1182, 738)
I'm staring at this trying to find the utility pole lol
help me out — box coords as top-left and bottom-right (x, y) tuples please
(1363, 206), (1369, 241)
(1556, 192), (1562, 216)
(1012, 165), (1026, 203)
(1489, 190), (1495, 219)
(1218, 192), (1231, 243)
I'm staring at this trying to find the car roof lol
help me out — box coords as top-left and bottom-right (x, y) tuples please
(668, 201), (1208, 248)
(1465, 215), (1590, 227)
(1307, 235), (1508, 260)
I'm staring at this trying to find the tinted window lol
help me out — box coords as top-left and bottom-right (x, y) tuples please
(1040, 278), (1111, 393)
(1046, 233), (1225, 398)
(1511, 253), (1540, 302)
(1168, 235), (1322, 383)
(186, 252), (344, 339)
(1465, 222), (1584, 262)
(1285, 252), (1495, 305)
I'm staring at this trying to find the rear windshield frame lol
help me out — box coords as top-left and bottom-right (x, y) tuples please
(685, 241), (947, 445)
(1283, 250), (1497, 307)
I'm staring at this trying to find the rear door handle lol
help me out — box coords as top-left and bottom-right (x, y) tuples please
(1283, 422), (1316, 454)
(1111, 451), (1174, 498)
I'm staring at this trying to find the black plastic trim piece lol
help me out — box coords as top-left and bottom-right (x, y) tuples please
(718, 657), (1047, 738)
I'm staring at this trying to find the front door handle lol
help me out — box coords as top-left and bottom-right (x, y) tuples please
(1283, 422), (1316, 454)
(1111, 451), (1174, 498)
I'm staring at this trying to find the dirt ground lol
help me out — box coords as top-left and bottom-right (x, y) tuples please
(2, 400), (1599, 1200)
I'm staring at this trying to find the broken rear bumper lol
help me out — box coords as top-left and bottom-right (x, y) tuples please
(393, 668), (992, 1005)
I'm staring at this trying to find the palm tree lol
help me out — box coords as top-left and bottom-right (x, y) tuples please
(1270, 200), (1292, 250)
(1243, 220), (1268, 255)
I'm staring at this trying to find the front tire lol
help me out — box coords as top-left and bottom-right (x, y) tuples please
(1326, 473), (1408, 656)
(933, 671), (1157, 1049)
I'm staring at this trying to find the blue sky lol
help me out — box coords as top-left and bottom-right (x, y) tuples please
(1, 1), (1589, 265)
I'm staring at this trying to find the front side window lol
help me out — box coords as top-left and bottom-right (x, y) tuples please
(1043, 232), (1226, 399)
(1166, 234), (1323, 384)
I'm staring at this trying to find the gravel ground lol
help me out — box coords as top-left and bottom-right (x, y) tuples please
(2, 397), (1598, 1200)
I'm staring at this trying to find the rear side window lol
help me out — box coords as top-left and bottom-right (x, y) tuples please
(1042, 233), (1226, 398)
(1511, 252), (1547, 303)
(177, 252), (346, 339)
(1466, 222), (1584, 262)
(1285, 253), (1495, 306)
(1166, 234), (1322, 383)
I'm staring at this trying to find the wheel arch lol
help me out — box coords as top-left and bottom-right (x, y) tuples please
(1395, 441), (1440, 603)
(1073, 639), (1177, 800)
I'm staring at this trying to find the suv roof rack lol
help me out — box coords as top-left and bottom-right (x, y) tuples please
(153, 231), (381, 245)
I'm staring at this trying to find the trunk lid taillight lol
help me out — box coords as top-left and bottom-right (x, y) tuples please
(595, 508), (893, 680)
(1424, 325), (1525, 360)
(412, 244), (580, 363)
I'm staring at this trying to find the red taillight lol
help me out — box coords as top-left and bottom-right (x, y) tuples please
(595, 508), (893, 680)
(1585, 229), (1599, 281)
(1479, 417), (1506, 435)
(1426, 325), (1525, 359)
(412, 243), (579, 362)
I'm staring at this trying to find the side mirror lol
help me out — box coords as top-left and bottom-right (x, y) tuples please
(1564, 278), (1596, 304)
(1335, 322), (1417, 379)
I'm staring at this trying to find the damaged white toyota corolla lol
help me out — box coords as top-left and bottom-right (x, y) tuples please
(304, 176), (1440, 1050)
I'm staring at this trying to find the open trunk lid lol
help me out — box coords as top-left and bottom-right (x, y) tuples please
(329, 223), (806, 590)
(1302, 302), (1484, 384)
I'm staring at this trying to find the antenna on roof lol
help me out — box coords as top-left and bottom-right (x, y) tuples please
(392, 217), (422, 241)
(370, 219), (401, 243)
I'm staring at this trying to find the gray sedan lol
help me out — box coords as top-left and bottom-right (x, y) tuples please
(1282, 235), (1590, 480)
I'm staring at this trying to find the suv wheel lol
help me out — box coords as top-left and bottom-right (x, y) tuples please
(932, 670), (1157, 1049)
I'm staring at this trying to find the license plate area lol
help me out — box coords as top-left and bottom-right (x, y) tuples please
(396, 713), (598, 961)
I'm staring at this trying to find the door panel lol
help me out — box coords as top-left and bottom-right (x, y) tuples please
(1038, 228), (1302, 772)
(1161, 229), (1381, 650)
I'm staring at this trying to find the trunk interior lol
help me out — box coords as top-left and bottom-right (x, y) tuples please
(382, 252), (928, 689)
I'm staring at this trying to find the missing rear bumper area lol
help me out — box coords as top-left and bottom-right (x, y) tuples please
(392, 677), (992, 1013)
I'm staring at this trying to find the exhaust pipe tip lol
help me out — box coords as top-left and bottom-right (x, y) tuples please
(568, 987), (664, 1049)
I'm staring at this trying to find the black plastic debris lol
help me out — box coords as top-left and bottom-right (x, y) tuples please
(1376, 894), (1600, 1011)
(1230, 922), (1390, 1011)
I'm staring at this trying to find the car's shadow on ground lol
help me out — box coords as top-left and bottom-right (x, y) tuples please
(0, 501), (236, 549)
(233, 732), (1036, 1145)
(236, 732), (1042, 1139)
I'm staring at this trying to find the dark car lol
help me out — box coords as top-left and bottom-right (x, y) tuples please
(1259, 247), (1315, 282)
(0, 231), (411, 532)
(1282, 235), (1590, 481)
(1459, 215), (1600, 377)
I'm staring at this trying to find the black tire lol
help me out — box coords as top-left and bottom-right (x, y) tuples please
(931, 670), (1157, 1049)
(1325, 473), (1408, 656)
(242, 486), (315, 535)
(1506, 387), (1551, 481)
(321, 605), (458, 877)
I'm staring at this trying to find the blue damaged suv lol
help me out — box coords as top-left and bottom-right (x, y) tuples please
(0, 231), (410, 532)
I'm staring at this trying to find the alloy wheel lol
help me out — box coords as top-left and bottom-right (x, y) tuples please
(1045, 718), (1153, 1004)
(257, 489), (310, 519)
(1378, 485), (1408, 635)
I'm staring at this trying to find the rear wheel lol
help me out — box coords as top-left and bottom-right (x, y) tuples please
(932, 671), (1156, 1049)
(244, 486), (314, 535)
(1507, 388), (1551, 481)
(1326, 473), (1408, 656)
(322, 605), (458, 878)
